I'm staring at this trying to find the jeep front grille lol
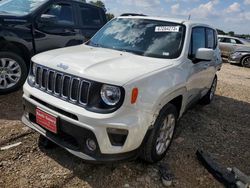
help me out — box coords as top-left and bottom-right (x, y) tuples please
(34, 66), (91, 105)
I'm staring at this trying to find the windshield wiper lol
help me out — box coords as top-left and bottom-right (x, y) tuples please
(117, 48), (144, 56)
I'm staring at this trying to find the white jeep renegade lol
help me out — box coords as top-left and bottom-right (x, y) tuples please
(22, 16), (222, 163)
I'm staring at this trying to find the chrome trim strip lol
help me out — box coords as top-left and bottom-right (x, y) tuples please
(79, 80), (91, 105)
(69, 77), (80, 103)
(33, 65), (90, 106)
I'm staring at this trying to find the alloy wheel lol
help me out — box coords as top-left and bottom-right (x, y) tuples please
(243, 57), (250, 68)
(0, 58), (21, 89)
(156, 114), (176, 155)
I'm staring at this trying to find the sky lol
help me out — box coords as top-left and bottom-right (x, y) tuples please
(89, 0), (250, 34)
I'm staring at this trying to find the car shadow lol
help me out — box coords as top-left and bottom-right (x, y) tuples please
(38, 94), (250, 187)
(0, 90), (23, 121)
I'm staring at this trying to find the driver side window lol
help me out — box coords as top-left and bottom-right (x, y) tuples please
(189, 27), (206, 59)
(43, 3), (75, 26)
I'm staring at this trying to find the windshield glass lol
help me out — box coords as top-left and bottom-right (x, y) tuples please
(88, 18), (186, 59)
(0, 0), (48, 16)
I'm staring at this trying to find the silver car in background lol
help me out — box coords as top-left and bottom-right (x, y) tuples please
(218, 35), (250, 60)
(228, 47), (250, 68)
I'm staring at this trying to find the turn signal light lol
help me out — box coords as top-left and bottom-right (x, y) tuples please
(131, 88), (139, 104)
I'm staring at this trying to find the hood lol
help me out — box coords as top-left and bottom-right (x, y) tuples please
(32, 45), (174, 86)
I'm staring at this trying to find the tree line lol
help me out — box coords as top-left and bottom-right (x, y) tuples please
(78, 0), (114, 21)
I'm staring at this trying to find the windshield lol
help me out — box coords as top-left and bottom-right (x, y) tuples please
(0, 0), (48, 16)
(88, 18), (186, 59)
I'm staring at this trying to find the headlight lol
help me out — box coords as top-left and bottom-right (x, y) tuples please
(100, 84), (121, 106)
(32, 63), (37, 75)
(28, 62), (36, 85)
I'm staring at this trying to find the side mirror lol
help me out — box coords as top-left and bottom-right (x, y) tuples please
(195, 48), (214, 61)
(39, 14), (57, 24)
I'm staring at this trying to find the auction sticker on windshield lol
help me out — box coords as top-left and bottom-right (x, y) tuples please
(155, 26), (180, 32)
(36, 108), (58, 134)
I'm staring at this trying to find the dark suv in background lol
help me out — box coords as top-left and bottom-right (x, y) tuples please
(0, 0), (107, 94)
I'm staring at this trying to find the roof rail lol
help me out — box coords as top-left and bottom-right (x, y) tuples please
(120, 13), (147, 17)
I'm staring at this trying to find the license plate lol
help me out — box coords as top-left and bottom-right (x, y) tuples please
(36, 108), (58, 134)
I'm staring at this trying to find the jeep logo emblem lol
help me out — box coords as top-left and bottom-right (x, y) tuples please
(57, 63), (69, 70)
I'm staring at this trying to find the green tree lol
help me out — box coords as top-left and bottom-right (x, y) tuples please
(106, 13), (115, 21)
(89, 1), (105, 9)
(228, 31), (235, 36)
(89, 0), (114, 21)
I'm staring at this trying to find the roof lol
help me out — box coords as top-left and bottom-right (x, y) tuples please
(116, 16), (214, 28)
(218, 35), (249, 42)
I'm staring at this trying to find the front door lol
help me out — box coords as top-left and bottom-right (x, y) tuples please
(34, 1), (83, 53)
(186, 27), (216, 106)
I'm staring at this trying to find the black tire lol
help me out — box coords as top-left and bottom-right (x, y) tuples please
(140, 103), (178, 163)
(241, 56), (250, 68)
(0, 51), (28, 95)
(38, 135), (57, 149)
(200, 75), (217, 105)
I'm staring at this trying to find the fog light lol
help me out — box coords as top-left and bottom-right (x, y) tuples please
(86, 138), (97, 151)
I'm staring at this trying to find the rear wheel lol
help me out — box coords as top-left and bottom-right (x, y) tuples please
(241, 56), (250, 68)
(200, 75), (217, 105)
(0, 52), (28, 94)
(140, 104), (178, 163)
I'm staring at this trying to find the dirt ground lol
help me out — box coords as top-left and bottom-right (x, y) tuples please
(0, 63), (250, 188)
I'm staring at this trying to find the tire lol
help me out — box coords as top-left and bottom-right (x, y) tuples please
(38, 135), (57, 149)
(200, 75), (217, 105)
(241, 56), (250, 68)
(140, 103), (178, 163)
(0, 51), (28, 95)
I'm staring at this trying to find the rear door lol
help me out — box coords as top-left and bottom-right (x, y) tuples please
(204, 27), (218, 90)
(219, 37), (236, 57)
(34, 1), (83, 53)
(76, 4), (106, 41)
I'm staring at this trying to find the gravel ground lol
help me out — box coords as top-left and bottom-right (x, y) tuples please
(0, 63), (249, 188)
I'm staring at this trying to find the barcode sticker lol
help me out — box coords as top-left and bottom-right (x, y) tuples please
(155, 26), (180, 32)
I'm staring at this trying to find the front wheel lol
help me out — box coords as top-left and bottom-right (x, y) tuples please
(241, 56), (250, 68)
(0, 52), (28, 95)
(140, 104), (178, 163)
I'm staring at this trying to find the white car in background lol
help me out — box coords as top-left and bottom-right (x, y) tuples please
(22, 16), (222, 163)
(218, 35), (250, 60)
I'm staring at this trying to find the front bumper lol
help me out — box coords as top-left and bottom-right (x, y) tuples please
(22, 83), (153, 162)
(22, 99), (140, 162)
(228, 55), (242, 64)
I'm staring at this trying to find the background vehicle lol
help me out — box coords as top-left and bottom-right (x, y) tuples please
(228, 46), (250, 68)
(22, 17), (222, 163)
(0, 0), (107, 94)
(218, 35), (250, 60)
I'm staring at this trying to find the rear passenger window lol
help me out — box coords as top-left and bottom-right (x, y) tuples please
(230, 39), (237, 44)
(80, 6), (102, 27)
(206, 28), (215, 49)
